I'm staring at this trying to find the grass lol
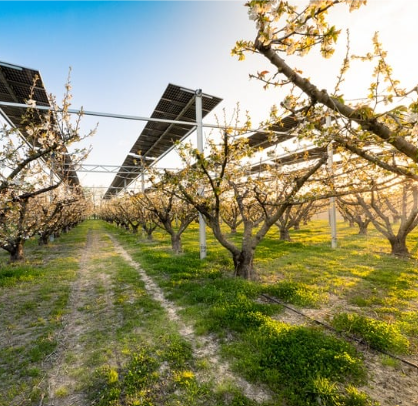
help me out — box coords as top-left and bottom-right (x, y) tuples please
(331, 313), (410, 354)
(0, 226), (86, 406)
(1, 218), (417, 405)
(104, 219), (418, 405)
(1, 221), (267, 406)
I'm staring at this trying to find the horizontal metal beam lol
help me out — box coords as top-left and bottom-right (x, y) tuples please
(0, 100), (296, 135)
(0, 100), (199, 128)
(66, 163), (144, 174)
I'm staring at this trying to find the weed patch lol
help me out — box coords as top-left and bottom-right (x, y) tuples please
(331, 313), (410, 354)
(0, 264), (44, 287)
(262, 280), (324, 307)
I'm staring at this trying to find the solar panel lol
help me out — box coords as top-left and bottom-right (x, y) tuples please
(250, 146), (327, 174)
(247, 107), (308, 150)
(0, 61), (80, 186)
(103, 84), (222, 199)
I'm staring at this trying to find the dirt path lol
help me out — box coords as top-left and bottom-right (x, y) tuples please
(108, 234), (272, 403)
(42, 228), (271, 405)
(44, 230), (118, 406)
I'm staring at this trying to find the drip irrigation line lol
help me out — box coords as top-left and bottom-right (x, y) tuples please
(260, 293), (418, 371)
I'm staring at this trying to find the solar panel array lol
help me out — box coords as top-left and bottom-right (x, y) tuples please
(0, 61), (80, 186)
(103, 84), (222, 199)
(250, 146), (327, 174)
(0, 62), (325, 196)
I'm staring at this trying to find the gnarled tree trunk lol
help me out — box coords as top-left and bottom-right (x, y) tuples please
(233, 248), (255, 279)
(39, 233), (50, 246)
(389, 236), (409, 257)
(10, 240), (25, 262)
(171, 234), (182, 255)
(279, 228), (291, 241)
(358, 222), (369, 236)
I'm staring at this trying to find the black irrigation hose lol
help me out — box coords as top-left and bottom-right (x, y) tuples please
(260, 293), (418, 371)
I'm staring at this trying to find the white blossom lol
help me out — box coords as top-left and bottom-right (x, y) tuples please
(407, 113), (418, 123)
(26, 99), (36, 107)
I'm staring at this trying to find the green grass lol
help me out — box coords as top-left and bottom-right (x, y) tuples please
(105, 219), (415, 405)
(2, 218), (417, 406)
(331, 313), (410, 354)
(2, 220), (267, 405)
(0, 225), (87, 406)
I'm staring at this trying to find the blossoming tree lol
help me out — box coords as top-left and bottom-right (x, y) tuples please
(232, 0), (418, 180)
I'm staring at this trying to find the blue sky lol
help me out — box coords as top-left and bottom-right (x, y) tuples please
(1, 1), (417, 191)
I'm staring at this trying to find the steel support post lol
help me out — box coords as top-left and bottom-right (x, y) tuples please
(327, 116), (337, 248)
(195, 89), (207, 259)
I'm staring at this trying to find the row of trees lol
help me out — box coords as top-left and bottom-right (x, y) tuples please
(0, 78), (94, 261)
(99, 110), (418, 279)
(338, 182), (418, 257)
(1, 185), (91, 260)
(4, 1), (418, 277)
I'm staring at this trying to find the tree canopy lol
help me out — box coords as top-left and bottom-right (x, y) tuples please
(232, 0), (418, 180)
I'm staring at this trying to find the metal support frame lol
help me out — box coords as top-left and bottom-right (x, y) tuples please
(0, 100), (299, 134)
(326, 116), (337, 249)
(127, 153), (146, 194)
(196, 89), (207, 260)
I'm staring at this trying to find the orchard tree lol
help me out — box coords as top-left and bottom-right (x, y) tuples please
(337, 196), (371, 235)
(1, 74), (93, 200)
(0, 184), (87, 260)
(221, 199), (244, 234)
(353, 182), (418, 257)
(0, 195), (38, 260)
(0, 75), (93, 260)
(114, 196), (142, 233)
(129, 194), (159, 240)
(164, 129), (327, 279)
(275, 199), (326, 240)
(140, 185), (198, 254)
(37, 186), (90, 245)
(233, 0), (418, 180)
(220, 198), (263, 234)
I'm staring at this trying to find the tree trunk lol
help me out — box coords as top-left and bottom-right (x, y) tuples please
(132, 224), (139, 234)
(230, 227), (237, 234)
(358, 223), (368, 236)
(39, 234), (50, 245)
(146, 231), (153, 241)
(10, 241), (25, 262)
(171, 234), (182, 254)
(293, 222), (300, 231)
(233, 249), (255, 279)
(389, 236), (409, 257)
(279, 228), (291, 241)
